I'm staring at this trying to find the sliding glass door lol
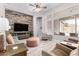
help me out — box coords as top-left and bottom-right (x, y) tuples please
(60, 17), (75, 36)
(53, 15), (79, 37)
(60, 18), (75, 33)
(59, 15), (79, 36)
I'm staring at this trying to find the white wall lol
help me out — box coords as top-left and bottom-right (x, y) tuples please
(0, 3), (5, 17)
(42, 9), (54, 35)
(33, 16), (37, 36)
(54, 20), (60, 34)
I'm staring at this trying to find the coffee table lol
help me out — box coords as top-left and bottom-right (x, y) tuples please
(60, 41), (78, 50)
(0, 43), (28, 56)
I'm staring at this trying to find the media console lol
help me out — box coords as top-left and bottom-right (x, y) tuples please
(13, 31), (30, 40)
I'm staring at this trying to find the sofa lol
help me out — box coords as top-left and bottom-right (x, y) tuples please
(70, 33), (78, 37)
(42, 43), (78, 56)
(59, 32), (65, 36)
(64, 37), (79, 44)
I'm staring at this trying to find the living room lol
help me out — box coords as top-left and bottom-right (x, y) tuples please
(0, 3), (79, 56)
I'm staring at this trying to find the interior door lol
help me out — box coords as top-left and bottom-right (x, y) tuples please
(36, 17), (42, 38)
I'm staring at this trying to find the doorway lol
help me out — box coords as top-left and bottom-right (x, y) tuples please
(36, 17), (42, 38)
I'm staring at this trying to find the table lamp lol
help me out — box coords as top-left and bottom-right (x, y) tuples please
(0, 17), (10, 52)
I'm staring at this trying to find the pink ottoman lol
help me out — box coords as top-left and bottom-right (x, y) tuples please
(26, 37), (40, 47)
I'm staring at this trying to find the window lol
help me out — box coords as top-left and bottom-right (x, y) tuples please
(54, 15), (79, 36)
(60, 17), (75, 34)
(76, 16), (79, 36)
(59, 16), (79, 36)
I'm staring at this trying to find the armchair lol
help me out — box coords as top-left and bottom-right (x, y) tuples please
(42, 43), (72, 56)
(41, 33), (52, 41)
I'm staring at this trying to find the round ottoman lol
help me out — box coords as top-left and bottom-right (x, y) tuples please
(26, 37), (40, 47)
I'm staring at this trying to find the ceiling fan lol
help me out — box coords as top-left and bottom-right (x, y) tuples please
(29, 3), (47, 9)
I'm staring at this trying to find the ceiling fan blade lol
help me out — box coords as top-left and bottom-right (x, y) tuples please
(29, 4), (36, 7)
(39, 6), (47, 9)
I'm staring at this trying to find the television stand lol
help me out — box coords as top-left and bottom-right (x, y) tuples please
(13, 31), (30, 40)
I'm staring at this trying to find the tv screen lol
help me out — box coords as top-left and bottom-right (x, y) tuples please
(14, 23), (28, 31)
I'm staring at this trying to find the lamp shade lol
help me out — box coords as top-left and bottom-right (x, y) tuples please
(0, 17), (10, 31)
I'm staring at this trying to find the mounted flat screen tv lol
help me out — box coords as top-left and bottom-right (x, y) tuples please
(14, 23), (28, 31)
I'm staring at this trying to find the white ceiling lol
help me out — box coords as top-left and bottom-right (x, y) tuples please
(5, 3), (62, 16)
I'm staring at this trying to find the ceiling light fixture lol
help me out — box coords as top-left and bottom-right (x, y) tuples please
(29, 3), (47, 13)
